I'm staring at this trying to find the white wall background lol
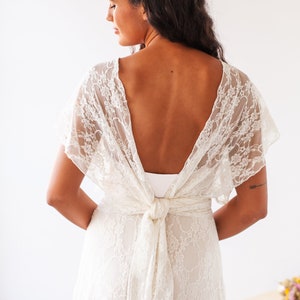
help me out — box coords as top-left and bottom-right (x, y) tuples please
(0, 0), (299, 299)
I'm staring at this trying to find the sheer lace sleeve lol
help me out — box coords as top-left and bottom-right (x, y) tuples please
(60, 67), (103, 175)
(227, 78), (279, 187)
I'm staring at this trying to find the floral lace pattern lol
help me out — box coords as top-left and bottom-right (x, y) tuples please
(61, 60), (279, 300)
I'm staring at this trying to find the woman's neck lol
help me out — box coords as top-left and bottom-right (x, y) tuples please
(144, 31), (162, 48)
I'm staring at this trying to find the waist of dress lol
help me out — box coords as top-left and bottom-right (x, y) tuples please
(98, 195), (212, 219)
(96, 194), (213, 299)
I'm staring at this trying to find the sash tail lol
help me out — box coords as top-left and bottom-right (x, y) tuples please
(126, 197), (174, 300)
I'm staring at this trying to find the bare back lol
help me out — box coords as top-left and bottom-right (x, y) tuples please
(119, 40), (223, 174)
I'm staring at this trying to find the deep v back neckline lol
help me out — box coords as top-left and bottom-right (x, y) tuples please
(112, 58), (226, 186)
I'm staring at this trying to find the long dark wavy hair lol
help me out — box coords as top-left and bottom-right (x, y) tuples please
(129, 0), (225, 61)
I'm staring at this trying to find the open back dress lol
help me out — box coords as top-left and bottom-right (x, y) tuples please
(61, 59), (279, 299)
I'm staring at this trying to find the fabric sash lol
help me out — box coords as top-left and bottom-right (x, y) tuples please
(98, 195), (212, 299)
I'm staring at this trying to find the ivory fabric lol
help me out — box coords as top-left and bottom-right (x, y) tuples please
(145, 172), (178, 198)
(61, 59), (279, 300)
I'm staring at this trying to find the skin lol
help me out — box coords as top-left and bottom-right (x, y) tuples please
(47, 146), (97, 229)
(47, 0), (268, 239)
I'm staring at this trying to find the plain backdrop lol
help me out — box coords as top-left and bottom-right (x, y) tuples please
(1, 0), (299, 299)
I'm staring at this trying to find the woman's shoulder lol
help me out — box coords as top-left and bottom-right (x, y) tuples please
(221, 61), (256, 89)
(77, 59), (119, 88)
(91, 59), (119, 76)
(220, 62), (264, 110)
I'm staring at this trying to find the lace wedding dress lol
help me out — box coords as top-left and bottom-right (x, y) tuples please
(61, 59), (279, 300)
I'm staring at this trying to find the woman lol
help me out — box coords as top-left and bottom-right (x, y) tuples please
(47, 0), (279, 299)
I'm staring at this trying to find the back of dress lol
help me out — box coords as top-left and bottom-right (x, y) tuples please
(61, 59), (278, 300)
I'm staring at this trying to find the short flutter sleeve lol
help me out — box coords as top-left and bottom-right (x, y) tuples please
(226, 78), (279, 188)
(60, 67), (103, 176)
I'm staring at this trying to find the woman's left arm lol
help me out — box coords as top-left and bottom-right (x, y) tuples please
(213, 166), (268, 240)
(47, 146), (98, 230)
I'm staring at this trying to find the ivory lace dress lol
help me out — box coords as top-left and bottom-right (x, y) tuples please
(61, 59), (279, 300)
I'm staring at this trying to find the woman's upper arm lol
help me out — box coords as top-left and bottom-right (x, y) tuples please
(47, 146), (85, 204)
(235, 166), (268, 217)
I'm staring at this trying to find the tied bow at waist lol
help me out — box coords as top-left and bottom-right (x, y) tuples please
(99, 195), (212, 300)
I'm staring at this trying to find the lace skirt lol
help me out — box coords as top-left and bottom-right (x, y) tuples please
(73, 207), (225, 300)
